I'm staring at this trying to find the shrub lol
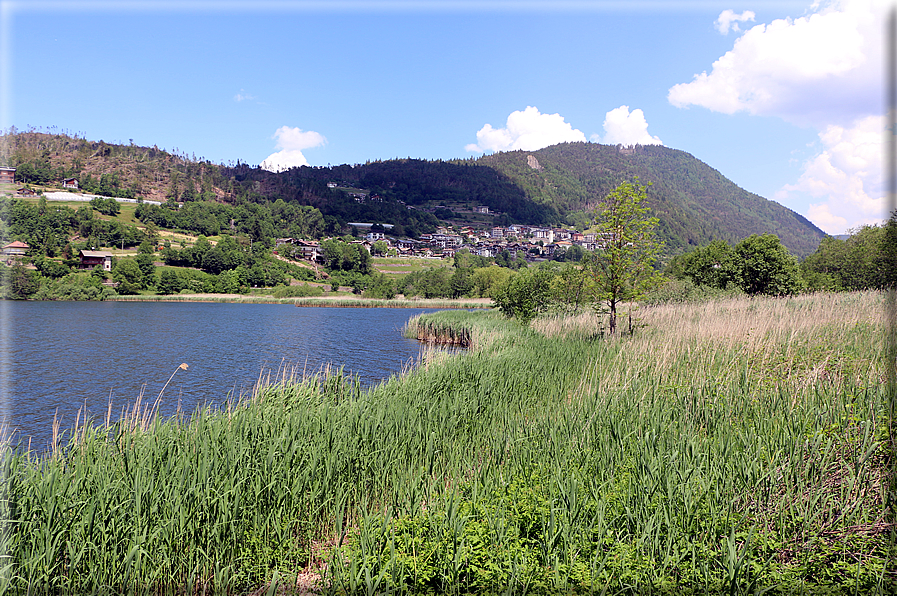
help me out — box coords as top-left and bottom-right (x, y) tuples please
(271, 284), (324, 298)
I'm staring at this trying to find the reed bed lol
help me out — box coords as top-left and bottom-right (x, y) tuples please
(1, 292), (892, 594)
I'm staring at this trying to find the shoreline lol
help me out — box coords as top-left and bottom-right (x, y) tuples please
(104, 293), (495, 309)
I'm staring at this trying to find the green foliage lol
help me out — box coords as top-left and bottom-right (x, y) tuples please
(320, 238), (372, 274)
(877, 215), (897, 288)
(449, 266), (474, 298)
(1, 264), (39, 299)
(470, 265), (514, 299)
(112, 258), (143, 287)
(801, 220), (897, 291)
(671, 239), (739, 290)
(547, 262), (595, 313)
(641, 276), (745, 305)
(589, 179), (663, 333)
(157, 269), (184, 295)
(364, 273), (396, 299)
(345, 474), (555, 594)
(398, 267), (452, 299)
(492, 268), (556, 326)
(271, 283), (324, 298)
(32, 256), (71, 280)
(31, 271), (115, 301)
(735, 233), (802, 296)
(453, 248), (492, 270)
(89, 196), (121, 216)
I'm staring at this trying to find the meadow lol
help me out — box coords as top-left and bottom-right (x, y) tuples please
(0, 291), (892, 594)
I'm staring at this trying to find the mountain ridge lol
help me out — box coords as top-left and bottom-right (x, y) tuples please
(1, 131), (825, 258)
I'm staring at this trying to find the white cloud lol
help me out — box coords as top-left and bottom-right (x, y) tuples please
(465, 106), (586, 153)
(715, 9), (755, 34)
(234, 89), (255, 102)
(669, 0), (887, 234)
(668, 0), (882, 127)
(774, 115), (884, 234)
(597, 105), (663, 146)
(261, 126), (327, 172)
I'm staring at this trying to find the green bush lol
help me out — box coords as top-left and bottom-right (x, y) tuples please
(271, 284), (324, 298)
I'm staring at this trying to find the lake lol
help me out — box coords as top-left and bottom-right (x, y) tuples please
(1, 301), (452, 451)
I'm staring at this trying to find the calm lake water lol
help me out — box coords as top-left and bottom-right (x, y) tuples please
(0, 301), (451, 451)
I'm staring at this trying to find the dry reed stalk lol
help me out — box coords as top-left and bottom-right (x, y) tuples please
(534, 292), (886, 400)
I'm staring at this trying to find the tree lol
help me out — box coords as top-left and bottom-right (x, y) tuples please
(112, 258), (143, 287)
(549, 262), (595, 314)
(135, 253), (155, 285)
(157, 269), (184, 295)
(677, 239), (739, 290)
(734, 234), (801, 296)
(201, 246), (227, 274)
(493, 268), (556, 326)
(365, 273), (396, 299)
(589, 179), (662, 334)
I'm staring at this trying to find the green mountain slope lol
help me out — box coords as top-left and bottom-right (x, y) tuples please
(475, 142), (825, 258)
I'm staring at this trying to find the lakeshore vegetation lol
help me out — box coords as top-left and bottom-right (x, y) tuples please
(1, 290), (892, 594)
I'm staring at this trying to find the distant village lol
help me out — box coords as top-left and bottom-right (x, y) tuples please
(275, 222), (610, 265)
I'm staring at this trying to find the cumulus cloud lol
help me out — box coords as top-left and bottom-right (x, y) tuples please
(465, 106), (586, 153)
(668, 0), (881, 127)
(774, 115), (884, 234)
(597, 106), (663, 146)
(715, 9), (755, 34)
(670, 0), (887, 234)
(261, 126), (327, 172)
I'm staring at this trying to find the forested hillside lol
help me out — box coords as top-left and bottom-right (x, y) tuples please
(475, 143), (825, 258)
(1, 130), (825, 257)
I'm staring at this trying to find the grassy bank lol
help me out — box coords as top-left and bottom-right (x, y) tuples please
(1, 291), (892, 594)
(105, 294), (493, 309)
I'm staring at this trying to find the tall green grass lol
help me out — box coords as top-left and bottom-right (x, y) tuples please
(1, 292), (891, 594)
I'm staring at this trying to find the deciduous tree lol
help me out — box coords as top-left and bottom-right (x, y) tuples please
(589, 179), (662, 334)
(493, 268), (556, 326)
(734, 234), (801, 296)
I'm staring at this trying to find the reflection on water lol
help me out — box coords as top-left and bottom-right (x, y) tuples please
(4, 301), (455, 450)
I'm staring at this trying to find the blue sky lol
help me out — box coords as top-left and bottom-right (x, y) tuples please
(1, 0), (888, 235)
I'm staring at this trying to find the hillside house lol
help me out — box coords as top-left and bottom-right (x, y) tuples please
(396, 239), (419, 252)
(62, 177), (79, 189)
(474, 245), (495, 258)
(1, 241), (29, 264)
(531, 228), (554, 243)
(17, 187), (36, 197)
(0, 167), (15, 184)
(79, 250), (112, 271)
(293, 240), (320, 262)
